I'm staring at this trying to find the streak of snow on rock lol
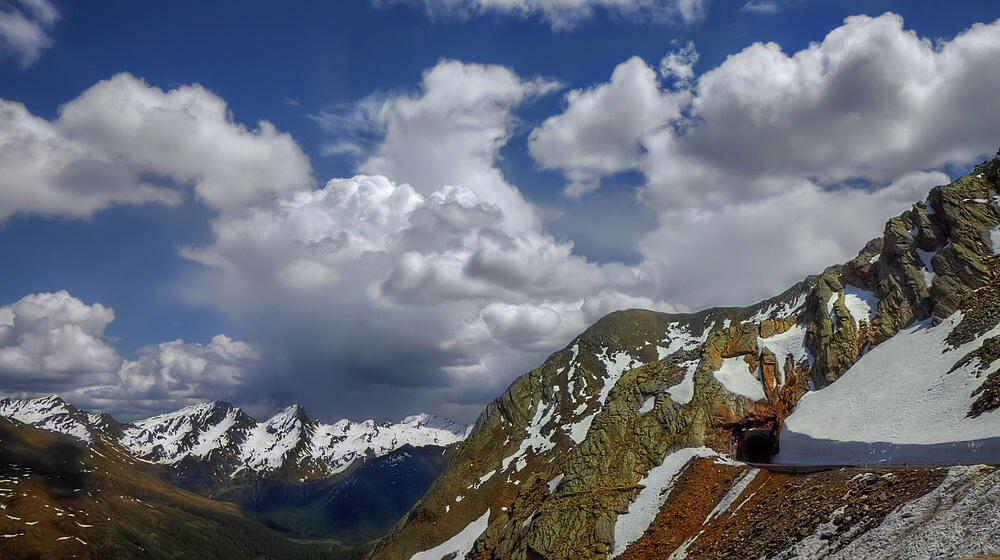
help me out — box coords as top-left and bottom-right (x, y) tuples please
(611, 447), (718, 557)
(705, 468), (759, 523)
(666, 359), (699, 405)
(410, 509), (490, 560)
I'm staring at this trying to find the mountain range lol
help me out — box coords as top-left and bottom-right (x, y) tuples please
(6, 154), (1000, 558)
(0, 394), (466, 551)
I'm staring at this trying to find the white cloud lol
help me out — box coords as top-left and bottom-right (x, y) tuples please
(529, 54), (691, 196)
(0, 0), (58, 67)
(377, 0), (708, 30)
(0, 73), (312, 222)
(324, 60), (560, 230)
(534, 13), (1000, 209)
(528, 13), (1000, 306)
(0, 291), (120, 386)
(87, 335), (262, 415)
(0, 291), (264, 417)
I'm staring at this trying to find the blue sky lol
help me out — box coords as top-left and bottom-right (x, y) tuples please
(1, 0), (998, 423)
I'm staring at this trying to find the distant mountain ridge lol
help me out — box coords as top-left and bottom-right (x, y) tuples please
(0, 395), (467, 479)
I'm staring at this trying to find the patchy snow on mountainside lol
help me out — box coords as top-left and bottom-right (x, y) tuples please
(657, 322), (711, 359)
(239, 405), (307, 471)
(121, 402), (248, 462)
(758, 324), (812, 386)
(410, 509), (490, 560)
(564, 350), (642, 444)
(779, 313), (1000, 464)
(748, 291), (808, 324)
(503, 399), (558, 471)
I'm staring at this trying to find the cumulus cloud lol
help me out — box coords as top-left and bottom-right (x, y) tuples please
(529, 54), (692, 196)
(0, 0), (58, 67)
(529, 13), (1000, 306)
(376, 0), (707, 30)
(179, 174), (676, 420)
(322, 60), (559, 230)
(0, 73), (312, 222)
(533, 14), (1000, 208)
(0, 291), (120, 387)
(0, 291), (264, 418)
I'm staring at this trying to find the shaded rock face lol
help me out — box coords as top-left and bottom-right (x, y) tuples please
(370, 154), (1000, 560)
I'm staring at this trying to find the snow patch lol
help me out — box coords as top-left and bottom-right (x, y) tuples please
(548, 473), (564, 493)
(565, 413), (595, 445)
(638, 396), (655, 414)
(411, 510), (490, 560)
(915, 249), (936, 287)
(666, 359), (699, 405)
(714, 357), (766, 401)
(843, 287), (877, 327)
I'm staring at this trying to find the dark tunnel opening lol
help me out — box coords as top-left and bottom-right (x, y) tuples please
(736, 427), (779, 463)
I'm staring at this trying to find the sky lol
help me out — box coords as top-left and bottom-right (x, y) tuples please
(1, 0), (999, 424)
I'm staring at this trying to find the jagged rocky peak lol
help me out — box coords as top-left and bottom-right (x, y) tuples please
(371, 153), (1000, 560)
(121, 400), (256, 463)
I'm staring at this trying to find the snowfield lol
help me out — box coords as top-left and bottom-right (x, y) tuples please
(778, 313), (1000, 464)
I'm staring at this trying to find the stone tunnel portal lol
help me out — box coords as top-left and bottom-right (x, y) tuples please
(736, 427), (779, 463)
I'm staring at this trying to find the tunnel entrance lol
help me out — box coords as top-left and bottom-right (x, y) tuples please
(735, 426), (779, 463)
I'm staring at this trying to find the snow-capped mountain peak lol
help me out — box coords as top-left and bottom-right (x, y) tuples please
(0, 395), (102, 444)
(120, 401), (254, 464)
(0, 397), (468, 479)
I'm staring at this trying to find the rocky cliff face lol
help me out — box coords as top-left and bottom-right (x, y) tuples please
(370, 153), (1000, 560)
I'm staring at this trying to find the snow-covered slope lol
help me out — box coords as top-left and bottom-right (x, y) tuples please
(0, 396), (467, 478)
(778, 312), (1000, 465)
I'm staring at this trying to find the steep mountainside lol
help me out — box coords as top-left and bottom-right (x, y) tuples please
(370, 153), (1000, 560)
